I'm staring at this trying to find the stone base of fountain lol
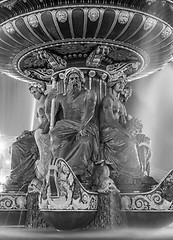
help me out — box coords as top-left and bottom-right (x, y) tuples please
(25, 191), (126, 230)
(0, 192), (27, 227)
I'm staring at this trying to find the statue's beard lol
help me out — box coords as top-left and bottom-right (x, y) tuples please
(67, 84), (81, 100)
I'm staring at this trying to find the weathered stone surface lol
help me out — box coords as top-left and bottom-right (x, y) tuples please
(25, 192), (127, 230)
(87, 192), (127, 230)
(25, 193), (51, 229)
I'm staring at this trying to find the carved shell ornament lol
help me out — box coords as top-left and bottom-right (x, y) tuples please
(56, 10), (68, 23)
(28, 14), (39, 28)
(88, 8), (100, 22)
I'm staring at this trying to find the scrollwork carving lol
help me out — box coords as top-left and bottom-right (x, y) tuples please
(106, 62), (141, 81)
(0, 194), (26, 210)
(121, 170), (173, 211)
(36, 50), (67, 71)
(86, 45), (110, 67)
(24, 68), (53, 80)
(22, 50), (67, 80)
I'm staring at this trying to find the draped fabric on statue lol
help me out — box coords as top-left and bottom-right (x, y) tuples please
(50, 119), (99, 177)
(101, 125), (144, 178)
(10, 135), (39, 187)
(136, 133), (151, 175)
(34, 129), (53, 181)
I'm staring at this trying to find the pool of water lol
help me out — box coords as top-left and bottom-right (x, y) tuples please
(0, 227), (173, 240)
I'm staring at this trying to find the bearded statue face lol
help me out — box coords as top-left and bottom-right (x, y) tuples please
(66, 73), (82, 94)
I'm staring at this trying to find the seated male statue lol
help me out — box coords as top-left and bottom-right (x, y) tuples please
(45, 67), (99, 188)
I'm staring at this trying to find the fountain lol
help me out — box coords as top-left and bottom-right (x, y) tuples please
(0, 0), (173, 230)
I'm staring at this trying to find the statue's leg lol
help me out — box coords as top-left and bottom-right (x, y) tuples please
(34, 129), (52, 181)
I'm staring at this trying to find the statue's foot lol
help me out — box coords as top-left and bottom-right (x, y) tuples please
(28, 178), (42, 193)
(4, 177), (20, 192)
(5, 177), (18, 186)
(4, 177), (29, 193)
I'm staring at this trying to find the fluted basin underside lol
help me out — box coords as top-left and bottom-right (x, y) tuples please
(0, 0), (172, 82)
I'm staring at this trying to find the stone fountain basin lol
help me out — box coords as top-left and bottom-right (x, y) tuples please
(121, 169), (173, 228)
(123, 210), (173, 228)
(40, 210), (97, 230)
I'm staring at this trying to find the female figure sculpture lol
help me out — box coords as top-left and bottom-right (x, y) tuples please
(5, 82), (51, 191)
(28, 82), (53, 181)
(6, 130), (39, 191)
(99, 77), (144, 179)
